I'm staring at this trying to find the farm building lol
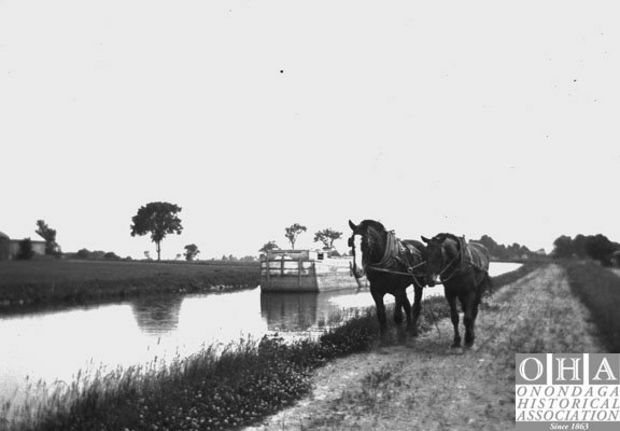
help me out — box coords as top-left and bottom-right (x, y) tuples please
(0, 231), (46, 260)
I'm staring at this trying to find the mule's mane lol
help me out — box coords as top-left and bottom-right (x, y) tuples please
(433, 233), (461, 244)
(358, 219), (387, 234)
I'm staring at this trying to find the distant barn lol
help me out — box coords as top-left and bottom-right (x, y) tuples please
(0, 231), (46, 260)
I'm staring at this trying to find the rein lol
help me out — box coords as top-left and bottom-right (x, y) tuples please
(366, 263), (426, 289)
(437, 250), (462, 282)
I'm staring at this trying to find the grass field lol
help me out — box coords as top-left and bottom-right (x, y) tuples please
(563, 260), (620, 352)
(0, 259), (260, 309)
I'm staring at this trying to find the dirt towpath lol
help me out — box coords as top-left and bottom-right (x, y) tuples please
(245, 264), (602, 431)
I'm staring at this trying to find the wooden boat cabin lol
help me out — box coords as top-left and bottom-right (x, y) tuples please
(260, 249), (367, 292)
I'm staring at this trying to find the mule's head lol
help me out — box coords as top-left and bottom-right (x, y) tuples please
(421, 234), (460, 286)
(348, 219), (387, 278)
(348, 220), (366, 278)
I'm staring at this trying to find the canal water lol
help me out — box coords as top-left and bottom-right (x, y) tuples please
(0, 262), (520, 407)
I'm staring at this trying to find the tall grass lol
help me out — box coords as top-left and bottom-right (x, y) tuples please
(6, 316), (378, 431)
(563, 261), (620, 352)
(5, 262), (540, 431)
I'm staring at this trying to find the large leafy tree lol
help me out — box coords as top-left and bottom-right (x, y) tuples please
(284, 223), (306, 250)
(314, 228), (342, 250)
(35, 219), (60, 256)
(130, 202), (183, 261)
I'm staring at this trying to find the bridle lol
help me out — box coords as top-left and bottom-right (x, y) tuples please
(432, 238), (462, 283)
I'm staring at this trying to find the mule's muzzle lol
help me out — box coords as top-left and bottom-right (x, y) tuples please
(349, 261), (365, 279)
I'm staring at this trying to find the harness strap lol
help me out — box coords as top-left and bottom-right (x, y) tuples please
(366, 265), (426, 289)
(375, 231), (401, 267)
(439, 237), (487, 282)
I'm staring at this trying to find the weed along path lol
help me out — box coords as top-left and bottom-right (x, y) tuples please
(245, 264), (603, 431)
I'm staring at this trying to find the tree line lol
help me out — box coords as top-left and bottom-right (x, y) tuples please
(30, 201), (618, 265)
(472, 235), (539, 261)
(551, 234), (620, 266)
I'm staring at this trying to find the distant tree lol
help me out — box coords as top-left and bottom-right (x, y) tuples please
(314, 228), (342, 250)
(144, 251), (152, 260)
(130, 202), (183, 261)
(240, 255), (257, 262)
(284, 223), (307, 250)
(175, 253), (182, 260)
(35, 220), (60, 256)
(259, 241), (279, 253)
(584, 234), (618, 266)
(104, 251), (120, 261)
(572, 234), (588, 258)
(77, 248), (91, 259)
(228, 254), (237, 261)
(184, 244), (200, 261)
(552, 235), (574, 259)
(16, 238), (34, 260)
(475, 235), (506, 260)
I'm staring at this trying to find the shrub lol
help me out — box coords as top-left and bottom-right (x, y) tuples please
(104, 252), (120, 261)
(76, 248), (90, 259)
(16, 238), (35, 260)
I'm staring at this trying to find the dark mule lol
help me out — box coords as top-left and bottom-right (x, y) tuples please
(348, 219), (427, 335)
(421, 233), (492, 348)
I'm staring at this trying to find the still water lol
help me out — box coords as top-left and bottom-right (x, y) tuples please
(0, 262), (520, 404)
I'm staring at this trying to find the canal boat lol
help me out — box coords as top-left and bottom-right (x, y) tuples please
(260, 249), (367, 292)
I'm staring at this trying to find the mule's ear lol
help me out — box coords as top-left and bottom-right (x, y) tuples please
(421, 235), (430, 243)
(348, 220), (357, 231)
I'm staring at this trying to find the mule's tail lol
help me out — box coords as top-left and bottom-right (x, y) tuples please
(481, 272), (493, 297)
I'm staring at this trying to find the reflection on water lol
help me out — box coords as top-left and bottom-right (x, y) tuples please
(0, 262), (522, 408)
(260, 291), (368, 332)
(261, 293), (318, 332)
(130, 295), (184, 335)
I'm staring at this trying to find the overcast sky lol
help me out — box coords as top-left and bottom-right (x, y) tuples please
(1, 1), (619, 259)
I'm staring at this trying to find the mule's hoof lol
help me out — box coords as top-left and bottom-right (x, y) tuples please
(464, 340), (475, 349)
(451, 340), (461, 348)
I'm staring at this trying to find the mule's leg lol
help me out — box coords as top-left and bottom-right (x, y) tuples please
(371, 288), (387, 334)
(462, 290), (477, 348)
(411, 285), (423, 336)
(446, 292), (461, 348)
(393, 295), (403, 325)
(473, 276), (485, 322)
(398, 290), (412, 331)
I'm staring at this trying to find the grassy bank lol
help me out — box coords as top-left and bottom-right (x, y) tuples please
(563, 260), (620, 352)
(0, 260), (260, 310)
(7, 262), (541, 431)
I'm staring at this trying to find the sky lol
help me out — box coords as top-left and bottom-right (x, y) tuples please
(1, 1), (619, 259)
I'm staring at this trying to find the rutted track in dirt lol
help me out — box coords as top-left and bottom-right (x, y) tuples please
(245, 264), (602, 431)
